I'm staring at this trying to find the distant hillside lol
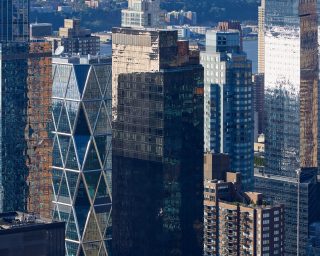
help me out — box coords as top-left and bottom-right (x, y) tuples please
(30, 0), (259, 32)
(30, 9), (121, 32)
(161, 0), (259, 25)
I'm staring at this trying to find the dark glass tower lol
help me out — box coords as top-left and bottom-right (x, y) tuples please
(0, 0), (29, 42)
(112, 28), (204, 256)
(0, 42), (29, 212)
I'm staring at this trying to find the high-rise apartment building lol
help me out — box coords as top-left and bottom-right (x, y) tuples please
(200, 29), (254, 189)
(121, 0), (161, 28)
(51, 55), (112, 256)
(26, 41), (53, 219)
(112, 27), (204, 256)
(46, 19), (100, 55)
(255, 1), (320, 255)
(204, 172), (285, 256)
(258, 0), (265, 74)
(0, 211), (65, 256)
(0, 0), (29, 41)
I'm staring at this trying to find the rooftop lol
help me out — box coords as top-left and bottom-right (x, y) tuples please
(0, 212), (59, 232)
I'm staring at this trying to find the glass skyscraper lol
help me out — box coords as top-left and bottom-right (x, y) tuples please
(200, 30), (254, 189)
(51, 56), (112, 256)
(255, 1), (320, 255)
(0, 42), (29, 212)
(112, 28), (204, 256)
(0, 0), (29, 42)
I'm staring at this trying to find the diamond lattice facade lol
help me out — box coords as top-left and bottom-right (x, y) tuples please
(51, 56), (112, 256)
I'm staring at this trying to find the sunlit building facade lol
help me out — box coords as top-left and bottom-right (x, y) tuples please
(121, 0), (161, 28)
(112, 28), (204, 256)
(51, 56), (112, 256)
(200, 30), (254, 189)
(255, 0), (320, 255)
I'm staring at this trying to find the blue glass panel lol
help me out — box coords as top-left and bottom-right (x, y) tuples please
(58, 135), (70, 166)
(66, 70), (80, 100)
(78, 247), (85, 256)
(66, 170), (79, 200)
(104, 239), (112, 255)
(95, 102), (111, 135)
(66, 210), (79, 241)
(58, 174), (71, 204)
(52, 137), (63, 167)
(94, 65), (111, 97)
(83, 69), (102, 100)
(83, 101), (99, 131)
(65, 100), (80, 132)
(95, 135), (107, 164)
(66, 241), (79, 256)
(74, 177), (90, 236)
(52, 99), (63, 128)
(74, 65), (90, 96)
(84, 171), (101, 199)
(95, 176), (110, 205)
(74, 106), (91, 166)
(66, 140), (79, 170)
(53, 206), (60, 221)
(83, 141), (101, 171)
(52, 168), (63, 197)
(104, 216), (112, 240)
(58, 104), (70, 134)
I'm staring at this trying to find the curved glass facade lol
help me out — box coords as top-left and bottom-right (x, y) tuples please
(51, 58), (112, 256)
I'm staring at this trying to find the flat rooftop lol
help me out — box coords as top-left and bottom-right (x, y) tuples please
(0, 212), (62, 232)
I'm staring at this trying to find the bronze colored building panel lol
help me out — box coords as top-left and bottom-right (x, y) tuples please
(299, 0), (319, 168)
(26, 42), (53, 219)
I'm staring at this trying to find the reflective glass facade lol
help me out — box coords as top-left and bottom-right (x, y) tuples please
(255, 1), (320, 255)
(112, 67), (204, 256)
(0, 0), (29, 42)
(0, 42), (29, 212)
(51, 57), (112, 256)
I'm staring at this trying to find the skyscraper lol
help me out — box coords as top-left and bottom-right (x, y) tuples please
(51, 55), (112, 256)
(112, 28), (204, 256)
(26, 41), (53, 219)
(121, 0), (161, 28)
(254, 0), (320, 255)
(258, 0), (265, 74)
(0, 42), (29, 212)
(200, 29), (254, 189)
(0, 0), (29, 41)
